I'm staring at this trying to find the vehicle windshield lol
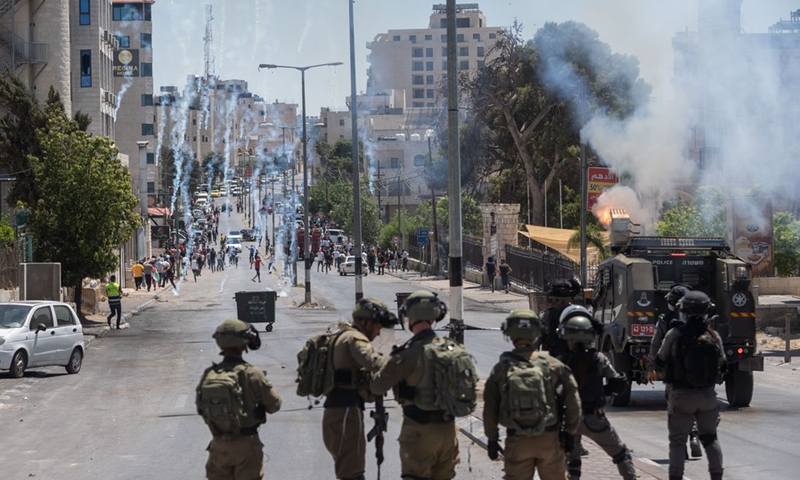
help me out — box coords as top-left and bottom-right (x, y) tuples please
(0, 305), (32, 328)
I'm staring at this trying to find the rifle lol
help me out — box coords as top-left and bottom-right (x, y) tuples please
(367, 394), (388, 480)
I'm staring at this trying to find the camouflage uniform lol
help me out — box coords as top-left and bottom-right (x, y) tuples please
(371, 329), (460, 480)
(322, 326), (386, 480)
(198, 358), (282, 480)
(483, 346), (581, 480)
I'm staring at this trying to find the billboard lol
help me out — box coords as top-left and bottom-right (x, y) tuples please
(113, 49), (139, 77)
(730, 197), (774, 277)
(151, 225), (171, 240)
(587, 167), (618, 211)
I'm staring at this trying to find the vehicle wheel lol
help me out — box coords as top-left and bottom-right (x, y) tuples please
(606, 348), (632, 407)
(10, 350), (27, 378)
(725, 368), (754, 407)
(265, 324), (274, 332)
(66, 348), (83, 374)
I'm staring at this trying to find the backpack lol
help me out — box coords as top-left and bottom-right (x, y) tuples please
(500, 353), (555, 436)
(196, 363), (250, 436)
(414, 337), (478, 418)
(296, 329), (346, 398)
(674, 326), (722, 388)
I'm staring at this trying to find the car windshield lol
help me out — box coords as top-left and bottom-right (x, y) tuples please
(0, 304), (32, 328)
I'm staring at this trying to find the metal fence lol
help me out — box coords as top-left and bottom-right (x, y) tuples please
(462, 236), (483, 270)
(504, 244), (578, 292)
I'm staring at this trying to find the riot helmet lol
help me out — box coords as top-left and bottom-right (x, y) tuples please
(398, 291), (447, 327)
(546, 278), (582, 298)
(352, 297), (398, 329)
(678, 291), (713, 323)
(213, 319), (261, 351)
(501, 309), (542, 341)
(665, 284), (692, 312)
(558, 305), (597, 345)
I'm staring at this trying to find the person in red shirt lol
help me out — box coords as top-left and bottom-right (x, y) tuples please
(251, 254), (262, 282)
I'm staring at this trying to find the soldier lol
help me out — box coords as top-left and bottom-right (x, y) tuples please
(654, 291), (726, 480)
(556, 306), (637, 480)
(483, 309), (581, 480)
(646, 284), (703, 458)
(322, 298), (393, 480)
(539, 278), (583, 358)
(370, 291), (461, 480)
(196, 320), (282, 480)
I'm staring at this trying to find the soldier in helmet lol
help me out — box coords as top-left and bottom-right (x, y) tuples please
(556, 305), (637, 480)
(370, 290), (461, 480)
(539, 278), (584, 358)
(322, 298), (393, 480)
(647, 284), (703, 458)
(654, 291), (726, 480)
(196, 319), (282, 480)
(483, 309), (581, 480)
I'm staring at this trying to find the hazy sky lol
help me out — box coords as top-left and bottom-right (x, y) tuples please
(152, 1), (798, 115)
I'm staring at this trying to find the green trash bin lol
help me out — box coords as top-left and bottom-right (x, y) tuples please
(395, 292), (413, 319)
(234, 290), (277, 332)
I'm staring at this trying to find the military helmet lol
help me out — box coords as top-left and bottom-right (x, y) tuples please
(665, 284), (692, 312)
(399, 290), (447, 323)
(501, 309), (542, 340)
(678, 291), (713, 321)
(546, 278), (581, 298)
(213, 319), (261, 350)
(558, 305), (596, 345)
(352, 297), (398, 328)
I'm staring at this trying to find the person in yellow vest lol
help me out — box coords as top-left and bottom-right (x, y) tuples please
(106, 275), (123, 329)
(131, 260), (144, 291)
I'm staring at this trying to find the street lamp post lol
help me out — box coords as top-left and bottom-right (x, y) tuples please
(259, 61), (343, 304)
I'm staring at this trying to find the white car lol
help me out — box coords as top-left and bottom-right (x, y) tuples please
(0, 301), (85, 378)
(338, 256), (369, 276)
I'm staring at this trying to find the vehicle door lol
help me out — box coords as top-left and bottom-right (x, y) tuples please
(52, 305), (82, 363)
(28, 306), (57, 366)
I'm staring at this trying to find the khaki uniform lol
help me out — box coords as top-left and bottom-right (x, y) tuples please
(322, 326), (386, 480)
(483, 347), (581, 480)
(198, 358), (282, 480)
(371, 328), (460, 480)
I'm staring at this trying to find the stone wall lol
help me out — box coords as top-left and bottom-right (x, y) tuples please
(478, 203), (520, 287)
(753, 277), (800, 296)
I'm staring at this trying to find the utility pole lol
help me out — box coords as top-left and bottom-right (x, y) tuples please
(428, 136), (439, 274)
(376, 161), (382, 222)
(349, 0), (364, 301)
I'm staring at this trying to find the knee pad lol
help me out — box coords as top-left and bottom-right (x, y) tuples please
(699, 433), (717, 447)
(612, 448), (631, 464)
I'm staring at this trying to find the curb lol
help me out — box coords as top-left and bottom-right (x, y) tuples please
(83, 293), (163, 346)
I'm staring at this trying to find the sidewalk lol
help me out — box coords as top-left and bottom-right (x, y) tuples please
(388, 268), (675, 480)
(81, 281), (170, 343)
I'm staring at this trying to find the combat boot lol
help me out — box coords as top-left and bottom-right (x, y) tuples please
(689, 435), (703, 458)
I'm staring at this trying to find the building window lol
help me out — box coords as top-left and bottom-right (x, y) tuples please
(477, 60), (485, 69)
(473, 33), (481, 41)
(459, 47), (468, 56)
(412, 47), (423, 58)
(425, 47), (433, 57)
(427, 102), (435, 107)
(79, 0), (90, 25)
(412, 75), (424, 85)
(390, 157), (400, 168)
(489, 33), (497, 39)
(146, 153), (155, 165)
(441, 47), (447, 56)
(426, 89), (434, 99)
(393, 35), (401, 41)
(113, 3), (151, 21)
(425, 34), (432, 41)
(140, 33), (152, 49)
(147, 182), (155, 194)
(412, 61), (423, 71)
(80, 50), (91, 87)
(141, 94), (153, 106)
(440, 34), (446, 42)
(414, 154), (426, 166)
(425, 61), (433, 71)
(115, 35), (130, 48)
(141, 62), (153, 77)
(339, 118), (345, 126)
(477, 46), (485, 57)
(441, 59), (447, 70)
(426, 74), (434, 84)
(413, 89), (425, 99)
(456, 18), (470, 28)
(142, 123), (154, 136)
(412, 101), (424, 108)
(457, 33), (465, 43)
(409, 34), (417, 43)
(460, 60), (469, 70)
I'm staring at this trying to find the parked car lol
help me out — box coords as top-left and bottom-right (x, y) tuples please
(338, 256), (369, 276)
(327, 229), (347, 245)
(240, 228), (256, 241)
(0, 301), (85, 378)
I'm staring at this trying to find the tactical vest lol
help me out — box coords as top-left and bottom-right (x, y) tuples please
(562, 349), (604, 409)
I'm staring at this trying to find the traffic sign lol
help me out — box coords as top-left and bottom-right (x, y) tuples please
(417, 227), (429, 246)
(392, 235), (400, 245)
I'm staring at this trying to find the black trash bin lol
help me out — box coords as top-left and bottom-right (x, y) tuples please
(395, 292), (413, 319)
(234, 290), (277, 332)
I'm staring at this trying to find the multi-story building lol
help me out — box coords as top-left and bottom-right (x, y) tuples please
(366, 3), (501, 109)
(112, 0), (155, 206)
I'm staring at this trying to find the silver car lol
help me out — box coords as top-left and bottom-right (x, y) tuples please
(0, 301), (85, 378)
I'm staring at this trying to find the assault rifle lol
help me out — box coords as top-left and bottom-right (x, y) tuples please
(367, 394), (388, 480)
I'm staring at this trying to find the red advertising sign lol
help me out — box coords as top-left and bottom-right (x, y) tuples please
(587, 167), (618, 211)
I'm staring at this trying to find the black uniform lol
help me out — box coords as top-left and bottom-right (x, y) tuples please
(540, 305), (571, 358)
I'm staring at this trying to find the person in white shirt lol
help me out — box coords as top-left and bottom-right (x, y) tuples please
(317, 249), (325, 272)
(333, 249), (341, 270)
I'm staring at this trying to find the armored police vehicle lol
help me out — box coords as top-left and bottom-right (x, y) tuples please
(590, 210), (763, 407)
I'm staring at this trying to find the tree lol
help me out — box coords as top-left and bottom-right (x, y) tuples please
(0, 214), (13, 250)
(656, 187), (727, 237)
(773, 212), (800, 277)
(434, 194), (482, 239)
(567, 223), (610, 260)
(459, 22), (650, 224)
(29, 94), (139, 316)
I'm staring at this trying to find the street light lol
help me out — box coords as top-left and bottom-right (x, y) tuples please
(259, 61), (343, 304)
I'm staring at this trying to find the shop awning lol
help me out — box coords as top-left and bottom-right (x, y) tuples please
(519, 225), (608, 265)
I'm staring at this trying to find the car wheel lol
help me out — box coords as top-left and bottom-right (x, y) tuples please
(65, 348), (83, 374)
(10, 350), (27, 378)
